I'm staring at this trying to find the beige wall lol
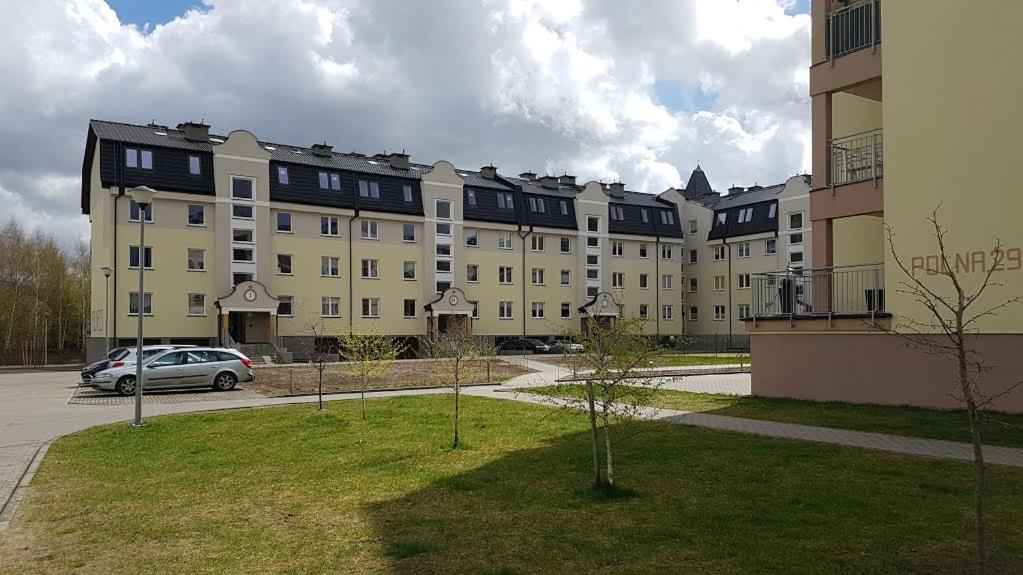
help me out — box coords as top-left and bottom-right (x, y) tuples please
(831, 92), (882, 139)
(833, 215), (883, 268)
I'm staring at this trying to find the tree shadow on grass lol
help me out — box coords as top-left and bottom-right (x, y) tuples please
(363, 420), (1023, 575)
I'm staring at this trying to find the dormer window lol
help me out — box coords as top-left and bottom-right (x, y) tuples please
(188, 155), (201, 175)
(716, 213), (727, 226)
(140, 150), (152, 170)
(528, 197), (546, 213)
(467, 190), (477, 206)
(125, 148), (153, 170)
(319, 172), (329, 189)
(359, 180), (380, 199)
(737, 207), (754, 223)
(768, 203), (777, 218)
(641, 208), (649, 223)
(497, 192), (514, 209)
(610, 206), (624, 221)
(277, 166), (289, 185)
(403, 185), (413, 203)
(560, 200), (568, 215)
(660, 210), (675, 225)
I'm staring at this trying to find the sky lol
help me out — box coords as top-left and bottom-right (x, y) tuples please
(0, 0), (812, 245)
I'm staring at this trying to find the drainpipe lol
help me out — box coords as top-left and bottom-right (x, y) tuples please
(654, 236), (660, 340)
(724, 238), (732, 351)
(112, 141), (125, 345)
(348, 204), (360, 336)
(517, 225), (533, 340)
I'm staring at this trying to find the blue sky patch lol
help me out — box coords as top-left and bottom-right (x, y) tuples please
(107, 0), (204, 30)
(653, 80), (719, 113)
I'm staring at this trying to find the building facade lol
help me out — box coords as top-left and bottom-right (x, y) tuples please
(747, 0), (1023, 412)
(82, 120), (700, 359)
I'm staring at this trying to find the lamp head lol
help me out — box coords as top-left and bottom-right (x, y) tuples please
(128, 186), (157, 208)
(101, 266), (113, 278)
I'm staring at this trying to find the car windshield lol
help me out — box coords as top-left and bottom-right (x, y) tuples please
(108, 348), (130, 360)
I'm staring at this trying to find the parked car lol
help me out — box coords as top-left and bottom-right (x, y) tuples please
(83, 345), (197, 384)
(80, 347), (130, 383)
(499, 338), (552, 354)
(90, 347), (253, 396)
(549, 340), (585, 354)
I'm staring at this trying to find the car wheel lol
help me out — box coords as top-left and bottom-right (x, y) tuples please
(213, 372), (237, 391)
(116, 376), (137, 396)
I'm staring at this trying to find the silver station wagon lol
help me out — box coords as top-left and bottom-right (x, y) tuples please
(90, 347), (254, 395)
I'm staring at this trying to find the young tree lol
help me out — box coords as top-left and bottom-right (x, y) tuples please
(885, 208), (1021, 574)
(304, 318), (334, 411)
(336, 325), (405, 420)
(417, 330), (496, 449)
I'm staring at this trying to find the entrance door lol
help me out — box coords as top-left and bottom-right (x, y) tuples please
(229, 312), (247, 344)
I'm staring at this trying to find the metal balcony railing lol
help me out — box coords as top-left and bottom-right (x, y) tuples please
(826, 0), (881, 60)
(751, 263), (886, 320)
(829, 128), (883, 187)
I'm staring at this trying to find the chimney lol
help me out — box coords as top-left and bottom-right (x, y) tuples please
(177, 121), (210, 142)
(540, 175), (560, 189)
(728, 185), (744, 195)
(747, 184), (763, 192)
(480, 165), (498, 179)
(519, 171), (537, 180)
(388, 152), (410, 170)
(311, 143), (333, 157)
(609, 182), (626, 198)
(558, 174), (576, 186)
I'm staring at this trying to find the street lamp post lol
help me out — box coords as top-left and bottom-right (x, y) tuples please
(128, 186), (157, 429)
(43, 309), (49, 367)
(101, 266), (113, 354)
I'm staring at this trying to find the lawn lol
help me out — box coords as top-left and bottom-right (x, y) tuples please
(2, 395), (1023, 574)
(539, 352), (749, 370)
(529, 384), (1023, 448)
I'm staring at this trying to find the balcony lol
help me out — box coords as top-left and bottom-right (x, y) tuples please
(829, 128), (883, 187)
(826, 0), (881, 60)
(750, 263), (886, 320)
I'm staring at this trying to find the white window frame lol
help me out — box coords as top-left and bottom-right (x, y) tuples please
(560, 269), (571, 286)
(662, 274), (673, 290)
(498, 300), (513, 319)
(713, 245), (726, 261)
(187, 204), (205, 227)
(321, 297), (341, 318)
(531, 267), (545, 285)
(187, 293), (206, 317)
(560, 237), (571, 254)
(466, 264), (479, 283)
(361, 259), (379, 279)
(361, 219), (379, 240)
(465, 228), (479, 247)
(738, 304), (751, 319)
(128, 292), (153, 316)
(361, 297), (380, 318)
(737, 242), (750, 259)
(612, 272), (624, 288)
(276, 212), (293, 233)
(661, 244), (672, 260)
(714, 275), (726, 291)
(499, 266), (513, 285)
(403, 298), (417, 318)
(531, 234), (545, 252)
(129, 245), (153, 270)
(765, 238), (777, 255)
(277, 296), (294, 317)
(402, 223), (416, 243)
(128, 200), (153, 223)
(187, 248), (204, 272)
(498, 232), (513, 250)
(661, 305), (673, 320)
(277, 254), (294, 276)
(737, 273), (750, 289)
(531, 301), (545, 319)
(789, 211), (804, 230)
(321, 216), (340, 238)
(714, 305), (726, 321)
(403, 261), (417, 280)
(321, 256), (340, 277)
(611, 241), (623, 257)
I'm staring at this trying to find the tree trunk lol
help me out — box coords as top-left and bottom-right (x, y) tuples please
(585, 379), (602, 487)
(969, 407), (987, 575)
(361, 388), (366, 420)
(602, 399), (614, 488)
(453, 383), (461, 449)
(318, 369), (324, 411)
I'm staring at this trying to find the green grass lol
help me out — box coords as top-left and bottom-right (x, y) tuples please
(647, 353), (750, 367)
(531, 384), (1023, 448)
(3, 395), (1023, 574)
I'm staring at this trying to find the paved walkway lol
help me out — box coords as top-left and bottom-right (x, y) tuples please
(3, 365), (1023, 531)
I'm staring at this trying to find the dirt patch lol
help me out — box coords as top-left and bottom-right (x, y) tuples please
(249, 358), (532, 397)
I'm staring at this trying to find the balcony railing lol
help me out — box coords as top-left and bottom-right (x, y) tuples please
(751, 263), (886, 320)
(829, 128), (883, 187)
(826, 0), (881, 60)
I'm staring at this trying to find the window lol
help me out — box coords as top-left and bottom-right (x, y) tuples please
(531, 268), (545, 285)
(587, 216), (600, 233)
(587, 286), (599, 297)
(182, 204), (204, 226)
(737, 207), (754, 223)
(361, 219), (378, 239)
(404, 299), (417, 318)
(790, 250), (804, 264)
(531, 234), (544, 252)
(612, 272), (624, 288)
(232, 204), (253, 219)
(276, 212), (292, 233)
(714, 275), (726, 291)
(187, 248), (204, 271)
(401, 223), (416, 242)
(270, 254), (291, 275)
(129, 245), (153, 269)
(233, 228), (253, 243)
(139, 150), (153, 170)
(688, 219), (698, 234)
(765, 238), (777, 255)
(661, 244), (672, 260)
(639, 304), (649, 319)
(321, 216), (340, 237)
(277, 166), (289, 185)
(233, 248), (254, 262)
(531, 302), (545, 319)
(714, 305), (726, 321)
(560, 200), (568, 216)
(737, 242), (750, 258)
(232, 178), (253, 200)
(689, 306), (699, 322)
(436, 222), (452, 236)
(561, 302), (571, 318)
(361, 259), (379, 279)
(233, 273), (253, 285)
(467, 264), (479, 282)
(661, 305), (673, 320)
(322, 297), (340, 317)
(689, 249), (698, 264)
(128, 292), (152, 316)
(611, 241), (623, 256)
(361, 298), (380, 318)
(498, 232), (513, 250)
(436, 281), (451, 294)
(560, 237), (571, 253)
(321, 256), (340, 277)
(737, 273), (750, 289)
(499, 266), (513, 284)
(436, 200), (452, 220)
(278, 296), (293, 317)
(561, 269), (571, 286)
(187, 293), (205, 316)
(790, 233), (803, 245)
(587, 254), (599, 266)
(610, 205), (624, 220)
(329, 173), (341, 191)
(496, 193), (514, 209)
(641, 209), (649, 223)
(639, 244), (648, 258)
(128, 200), (152, 222)
(586, 268), (599, 280)
(660, 210), (675, 225)
(662, 274), (673, 289)
(789, 212), (803, 230)
(499, 301), (513, 319)
(403, 185), (413, 203)
(403, 261), (417, 280)
(738, 304), (751, 319)
(472, 303), (479, 319)
(188, 155), (201, 176)
(465, 229), (478, 247)
(768, 203), (777, 218)
(436, 260), (451, 273)
(639, 274), (648, 289)
(689, 277), (698, 293)
(713, 245), (726, 261)
(587, 237), (599, 248)
(359, 180), (380, 199)
(467, 189), (476, 206)
(436, 244), (451, 257)
(716, 213), (727, 226)
(125, 148), (138, 168)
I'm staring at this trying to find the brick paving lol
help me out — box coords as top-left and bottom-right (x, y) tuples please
(68, 386), (265, 406)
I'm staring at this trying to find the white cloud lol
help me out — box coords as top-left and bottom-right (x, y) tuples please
(0, 0), (811, 245)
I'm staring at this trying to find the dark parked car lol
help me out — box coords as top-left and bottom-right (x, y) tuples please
(80, 347), (130, 383)
(499, 338), (552, 354)
(548, 340), (585, 354)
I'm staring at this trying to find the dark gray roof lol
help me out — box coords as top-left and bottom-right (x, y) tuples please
(708, 183), (785, 209)
(90, 119), (215, 152)
(684, 164), (715, 200)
